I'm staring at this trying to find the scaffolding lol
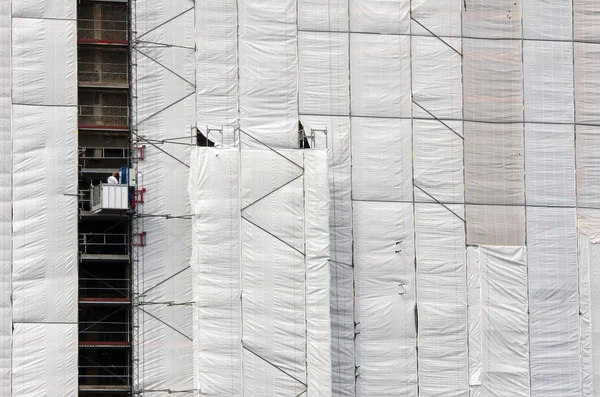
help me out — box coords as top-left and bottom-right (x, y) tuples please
(76, 0), (132, 395)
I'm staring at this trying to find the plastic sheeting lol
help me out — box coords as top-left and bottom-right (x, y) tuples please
(133, 0), (196, 394)
(350, 34), (411, 118)
(9, 3), (78, 394)
(12, 323), (77, 397)
(351, 117), (412, 202)
(238, 0), (298, 149)
(189, 147), (332, 396)
(11, 18), (77, 107)
(579, 232), (600, 396)
(467, 246), (530, 397)
(0, 1), (11, 394)
(11, 105), (78, 323)
(353, 201), (417, 397)
(528, 208), (580, 396)
(415, 204), (468, 397)
(196, 0), (238, 143)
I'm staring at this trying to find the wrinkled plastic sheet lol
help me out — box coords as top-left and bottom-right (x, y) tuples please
(353, 201), (417, 397)
(11, 105), (77, 324)
(415, 204), (468, 397)
(238, 0), (299, 149)
(12, 323), (77, 397)
(411, 0), (461, 37)
(134, 0), (196, 393)
(463, 39), (523, 123)
(528, 208), (580, 396)
(189, 147), (332, 396)
(467, 246), (530, 397)
(11, 18), (76, 106)
(525, 124), (576, 207)
(0, 2), (11, 394)
(524, 0), (572, 40)
(579, 232), (600, 396)
(463, 0), (522, 39)
(196, 0), (238, 143)
(189, 148), (241, 395)
(12, 0), (75, 19)
(575, 43), (600, 125)
(574, 0), (600, 41)
(350, 34), (411, 118)
(412, 36), (462, 120)
(524, 41), (574, 124)
(577, 125), (600, 208)
(300, 115), (354, 397)
(349, 0), (409, 34)
(298, 0), (348, 31)
(351, 117), (412, 202)
(299, 32), (349, 116)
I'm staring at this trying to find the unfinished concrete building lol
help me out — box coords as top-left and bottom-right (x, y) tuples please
(1, 0), (600, 396)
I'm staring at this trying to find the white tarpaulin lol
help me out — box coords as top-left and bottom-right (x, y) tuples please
(12, 323), (77, 397)
(11, 105), (78, 324)
(467, 246), (530, 397)
(238, 0), (299, 149)
(415, 204), (468, 397)
(189, 147), (331, 396)
(353, 201), (417, 397)
(11, 18), (77, 106)
(350, 34), (411, 118)
(0, 1), (11, 394)
(196, 0), (238, 143)
(528, 208), (580, 396)
(579, 231), (600, 396)
(133, 0), (196, 394)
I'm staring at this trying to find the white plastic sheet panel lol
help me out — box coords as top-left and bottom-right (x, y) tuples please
(527, 208), (580, 396)
(576, 126), (600, 208)
(574, 43), (600, 125)
(11, 18), (76, 106)
(238, 0), (298, 149)
(196, 0), (238, 140)
(523, 0), (572, 40)
(467, 248), (481, 394)
(189, 148), (241, 396)
(524, 41), (574, 123)
(350, 34), (411, 118)
(353, 201), (417, 397)
(465, 121), (525, 245)
(304, 150), (332, 396)
(579, 232), (600, 396)
(463, 0), (522, 39)
(413, 120), (463, 204)
(190, 148), (331, 396)
(298, 0), (348, 32)
(0, 0), (10, 393)
(468, 246), (530, 397)
(415, 204), (468, 397)
(240, 150), (306, 391)
(134, 0), (196, 393)
(465, 121), (524, 205)
(12, 105), (77, 323)
(349, 0), (409, 34)
(574, 0), (600, 41)
(411, 0), (461, 37)
(12, 0), (75, 19)
(412, 37), (462, 120)
(300, 116), (354, 397)
(525, 124), (576, 207)
(299, 32), (349, 116)
(464, 39), (523, 123)
(351, 117), (412, 202)
(12, 323), (77, 397)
